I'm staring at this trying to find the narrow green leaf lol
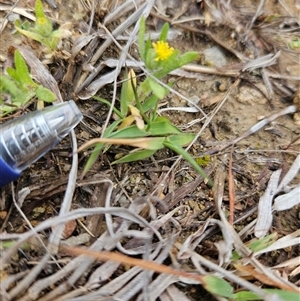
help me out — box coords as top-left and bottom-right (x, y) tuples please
(134, 137), (165, 150)
(35, 85), (56, 102)
(154, 51), (198, 79)
(108, 125), (148, 138)
(93, 95), (123, 118)
(141, 94), (159, 113)
(14, 25), (45, 46)
(35, 0), (46, 19)
(6, 67), (20, 83)
(163, 140), (213, 187)
(167, 133), (195, 146)
(159, 23), (169, 42)
(232, 291), (262, 300)
(233, 289), (300, 301)
(82, 120), (122, 177)
(265, 289), (300, 301)
(14, 50), (35, 86)
(149, 79), (167, 99)
(145, 47), (156, 70)
(120, 69), (130, 115)
(138, 16), (146, 61)
(248, 233), (277, 253)
(178, 51), (199, 66)
(0, 75), (21, 97)
(82, 143), (104, 177)
(112, 149), (156, 164)
(202, 275), (234, 298)
(147, 121), (181, 136)
(141, 81), (174, 114)
(15, 19), (30, 30)
(104, 120), (123, 137)
(145, 37), (152, 58)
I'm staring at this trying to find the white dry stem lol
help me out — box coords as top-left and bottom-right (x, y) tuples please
(276, 154), (300, 193)
(254, 169), (282, 238)
(76, 2), (150, 94)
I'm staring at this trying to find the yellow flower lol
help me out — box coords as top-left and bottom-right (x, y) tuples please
(152, 41), (174, 61)
(37, 17), (47, 26)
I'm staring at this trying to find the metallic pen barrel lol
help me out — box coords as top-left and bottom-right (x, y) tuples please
(0, 100), (82, 187)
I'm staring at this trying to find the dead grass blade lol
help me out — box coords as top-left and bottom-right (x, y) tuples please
(208, 105), (298, 155)
(76, 2), (150, 95)
(60, 245), (204, 284)
(16, 46), (63, 102)
(235, 263), (298, 291)
(254, 169), (282, 238)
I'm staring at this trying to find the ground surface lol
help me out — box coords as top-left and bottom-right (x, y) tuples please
(0, 1), (299, 301)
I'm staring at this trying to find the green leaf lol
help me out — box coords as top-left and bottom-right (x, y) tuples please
(14, 50), (35, 86)
(15, 19), (31, 30)
(159, 23), (170, 42)
(265, 289), (300, 301)
(233, 289), (300, 301)
(0, 75), (21, 97)
(82, 143), (104, 177)
(144, 37), (153, 69)
(232, 291), (262, 300)
(82, 120), (121, 177)
(248, 233), (277, 253)
(147, 121), (181, 136)
(145, 47), (157, 70)
(108, 125), (148, 138)
(35, 85), (56, 102)
(138, 16), (146, 61)
(202, 275), (234, 298)
(113, 149), (156, 164)
(163, 139), (213, 187)
(149, 79), (167, 99)
(93, 95), (123, 118)
(35, 0), (46, 19)
(154, 51), (198, 79)
(120, 69), (136, 115)
(6, 67), (20, 83)
(178, 51), (199, 66)
(167, 133), (195, 146)
(141, 81), (174, 115)
(34, 17), (53, 38)
(141, 94), (160, 113)
(14, 24), (45, 45)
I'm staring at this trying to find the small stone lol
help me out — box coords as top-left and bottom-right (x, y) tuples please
(201, 46), (227, 67)
(219, 83), (226, 92)
(7, 13), (20, 22)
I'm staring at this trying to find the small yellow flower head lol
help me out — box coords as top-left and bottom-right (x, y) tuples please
(37, 17), (47, 26)
(152, 41), (174, 61)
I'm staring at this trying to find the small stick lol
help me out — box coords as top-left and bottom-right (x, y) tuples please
(228, 146), (235, 225)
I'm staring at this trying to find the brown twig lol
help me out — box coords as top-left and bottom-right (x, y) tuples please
(228, 146), (235, 225)
(60, 245), (204, 284)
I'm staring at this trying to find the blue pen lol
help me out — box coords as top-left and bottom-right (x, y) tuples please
(0, 100), (82, 187)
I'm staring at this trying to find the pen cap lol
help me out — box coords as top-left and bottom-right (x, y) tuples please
(0, 100), (82, 172)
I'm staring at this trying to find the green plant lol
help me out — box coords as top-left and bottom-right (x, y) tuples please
(79, 17), (212, 186)
(14, 0), (67, 51)
(288, 37), (300, 49)
(0, 49), (56, 117)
